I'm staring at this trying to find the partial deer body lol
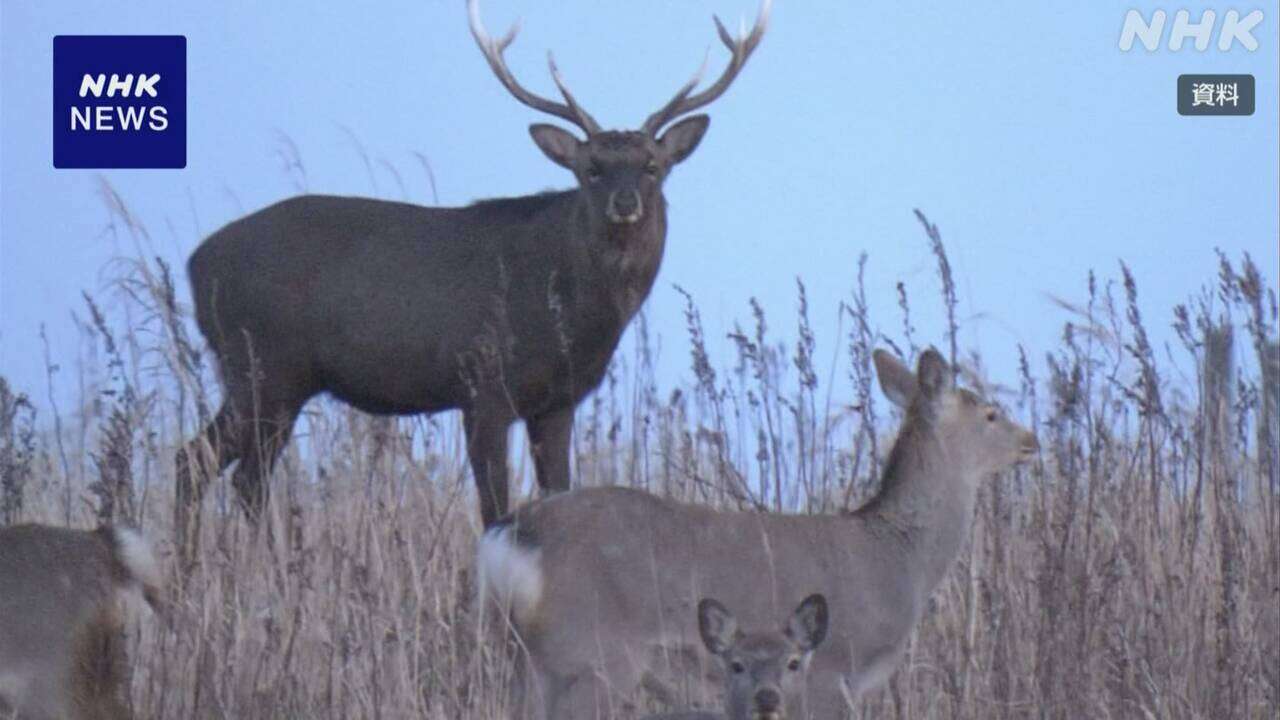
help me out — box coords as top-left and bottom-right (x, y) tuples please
(175, 0), (770, 563)
(0, 524), (161, 720)
(478, 349), (1038, 718)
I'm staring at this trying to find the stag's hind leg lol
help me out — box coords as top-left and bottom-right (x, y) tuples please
(175, 403), (241, 571)
(227, 393), (304, 523)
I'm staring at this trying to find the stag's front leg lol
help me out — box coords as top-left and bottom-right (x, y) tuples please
(465, 407), (513, 527)
(527, 405), (573, 495)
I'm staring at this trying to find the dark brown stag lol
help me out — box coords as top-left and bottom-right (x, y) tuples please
(175, 0), (771, 562)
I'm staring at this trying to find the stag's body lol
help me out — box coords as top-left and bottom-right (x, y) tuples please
(479, 349), (1038, 718)
(182, 187), (660, 521)
(0, 524), (161, 720)
(176, 0), (770, 557)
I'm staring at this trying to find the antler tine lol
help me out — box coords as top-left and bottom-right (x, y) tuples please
(641, 0), (772, 135)
(466, 0), (600, 135)
(640, 49), (711, 136)
(547, 53), (602, 135)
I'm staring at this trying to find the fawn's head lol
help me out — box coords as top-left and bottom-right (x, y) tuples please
(467, 0), (769, 231)
(698, 594), (828, 720)
(874, 348), (1039, 476)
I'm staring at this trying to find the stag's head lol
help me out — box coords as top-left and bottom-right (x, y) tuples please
(874, 349), (1040, 477)
(467, 0), (770, 229)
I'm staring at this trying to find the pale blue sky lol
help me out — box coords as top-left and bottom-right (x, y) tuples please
(2, 1), (1277, 410)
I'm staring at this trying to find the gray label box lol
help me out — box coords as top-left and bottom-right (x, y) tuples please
(1178, 74), (1255, 116)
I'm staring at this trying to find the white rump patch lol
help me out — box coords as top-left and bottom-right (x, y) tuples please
(111, 526), (161, 608)
(476, 526), (543, 625)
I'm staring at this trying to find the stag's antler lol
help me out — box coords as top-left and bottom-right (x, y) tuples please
(641, 0), (772, 136)
(467, 0), (601, 135)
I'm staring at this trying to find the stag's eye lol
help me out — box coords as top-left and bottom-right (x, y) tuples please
(644, 161), (660, 176)
(586, 165), (603, 182)
(787, 658), (802, 672)
(730, 661), (746, 674)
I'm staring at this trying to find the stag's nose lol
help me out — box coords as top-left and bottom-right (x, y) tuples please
(606, 189), (643, 224)
(754, 687), (782, 712)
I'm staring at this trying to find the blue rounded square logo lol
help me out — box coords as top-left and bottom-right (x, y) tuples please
(53, 35), (186, 169)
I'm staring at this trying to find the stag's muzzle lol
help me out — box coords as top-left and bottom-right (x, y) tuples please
(606, 189), (643, 224)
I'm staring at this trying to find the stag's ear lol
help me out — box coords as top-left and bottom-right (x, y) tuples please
(874, 349), (917, 408)
(916, 349), (953, 400)
(530, 124), (581, 169)
(786, 594), (829, 652)
(658, 115), (710, 166)
(698, 598), (740, 656)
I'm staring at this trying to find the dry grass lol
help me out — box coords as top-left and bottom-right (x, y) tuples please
(1, 197), (1276, 719)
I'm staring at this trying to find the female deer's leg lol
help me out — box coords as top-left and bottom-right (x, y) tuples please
(539, 646), (646, 720)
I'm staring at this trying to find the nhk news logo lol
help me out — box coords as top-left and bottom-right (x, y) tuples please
(53, 35), (186, 169)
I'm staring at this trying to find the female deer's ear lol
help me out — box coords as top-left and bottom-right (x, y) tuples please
(698, 598), (740, 655)
(916, 349), (953, 400)
(529, 124), (581, 169)
(874, 349), (917, 408)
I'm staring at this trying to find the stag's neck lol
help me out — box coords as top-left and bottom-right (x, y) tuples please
(857, 421), (981, 595)
(573, 194), (668, 321)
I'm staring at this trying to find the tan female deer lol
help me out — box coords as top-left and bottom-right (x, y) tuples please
(478, 348), (1038, 718)
(0, 524), (162, 720)
(641, 594), (828, 720)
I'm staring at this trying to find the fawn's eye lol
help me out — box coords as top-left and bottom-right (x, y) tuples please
(986, 409), (998, 422)
(787, 658), (802, 672)
(730, 661), (746, 674)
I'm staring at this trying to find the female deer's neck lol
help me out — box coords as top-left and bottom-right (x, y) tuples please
(861, 420), (982, 593)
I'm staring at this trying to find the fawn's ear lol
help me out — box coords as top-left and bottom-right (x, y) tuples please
(529, 124), (581, 169)
(916, 348), (953, 400)
(698, 598), (740, 656)
(874, 349), (917, 408)
(786, 594), (829, 652)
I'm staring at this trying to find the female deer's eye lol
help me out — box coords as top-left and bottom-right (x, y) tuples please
(587, 166), (603, 182)
(730, 661), (746, 674)
(787, 658), (802, 672)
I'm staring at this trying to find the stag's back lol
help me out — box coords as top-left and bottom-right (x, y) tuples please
(0, 524), (160, 720)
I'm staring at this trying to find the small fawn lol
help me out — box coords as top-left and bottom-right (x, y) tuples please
(642, 594), (829, 720)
